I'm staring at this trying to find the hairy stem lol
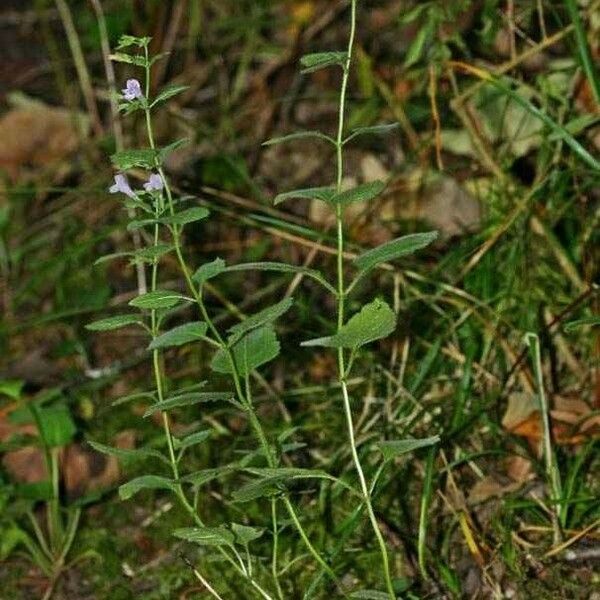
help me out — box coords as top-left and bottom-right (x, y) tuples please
(333, 1), (396, 597)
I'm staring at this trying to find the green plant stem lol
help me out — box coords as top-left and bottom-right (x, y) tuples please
(140, 49), (273, 600)
(140, 65), (342, 593)
(271, 499), (284, 600)
(333, 1), (396, 598)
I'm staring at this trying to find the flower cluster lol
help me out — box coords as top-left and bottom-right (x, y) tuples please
(109, 172), (163, 198)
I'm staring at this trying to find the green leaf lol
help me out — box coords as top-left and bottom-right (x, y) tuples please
(151, 85), (189, 107)
(127, 218), (158, 231)
(211, 326), (280, 378)
(0, 380), (24, 400)
(192, 257), (226, 286)
(301, 299), (396, 349)
(300, 51), (348, 74)
(345, 123), (399, 143)
(129, 289), (188, 310)
(274, 186), (335, 206)
(37, 406), (77, 448)
(228, 298), (293, 343)
(119, 476), (176, 500)
(233, 468), (330, 503)
(143, 392), (234, 417)
(130, 244), (173, 263)
(86, 314), (142, 332)
(158, 138), (189, 164)
(404, 20), (432, 68)
(109, 52), (146, 67)
(331, 181), (385, 205)
(173, 430), (212, 451)
(565, 316), (600, 331)
(174, 526), (234, 547)
(116, 35), (151, 50)
(225, 262), (335, 294)
(354, 231), (438, 273)
(263, 131), (335, 147)
(87, 440), (168, 464)
(111, 148), (156, 170)
(231, 523), (264, 545)
(159, 207), (209, 226)
(148, 322), (208, 350)
(376, 436), (440, 461)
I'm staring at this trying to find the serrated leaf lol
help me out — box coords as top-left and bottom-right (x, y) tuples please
(151, 85), (189, 107)
(148, 322), (207, 350)
(109, 52), (147, 67)
(182, 466), (235, 487)
(300, 51), (348, 74)
(211, 326), (280, 378)
(144, 391), (234, 417)
(231, 523), (264, 545)
(119, 476), (176, 500)
(129, 289), (188, 309)
(233, 467), (330, 503)
(116, 35), (150, 50)
(85, 315), (141, 331)
(174, 526), (234, 547)
(302, 299), (396, 349)
(130, 244), (173, 263)
(111, 148), (156, 170)
(331, 180), (385, 205)
(127, 219), (158, 231)
(159, 207), (209, 226)
(354, 231), (438, 273)
(192, 257), (226, 286)
(274, 186), (335, 206)
(376, 436), (440, 461)
(173, 429), (212, 451)
(263, 131), (335, 147)
(228, 298), (293, 344)
(87, 440), (168, 464)
(225, 262), (335, 294)
(158, 138), (189, 163)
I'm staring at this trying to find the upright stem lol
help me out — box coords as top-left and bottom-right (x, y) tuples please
(334, 2), (396, 597)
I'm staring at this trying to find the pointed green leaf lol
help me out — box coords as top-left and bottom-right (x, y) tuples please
(148, 322), (207, 350)
(129, 290), (188, 309)
(130, 244), (173, 263)
(376, 436), (440, 461)
(86, 315), (142, 331)
(301, 299), (396, 349)
(143, 391), (234, 417)
(192, 257), (226, 286)
(232, 523), (264, 545)
(174, 526), (234, 547)
(300, 51), (348, 74)
(119, 476), (177, 500)
(211, 326), (280, 378)
(127, 218), (158, 231)
(173, 430), (212, 451)
(109, 52), (147, 67)
(228, 298), (293, 343)
(354, 231), (438, 273)
(158, 138), (189, 164)
(263, 131), (335, 147)
(111, 148), (156, 170)
(87, 440), (168, 464)
(225, 262), (335, 294)
(345, 123), (399, 144)
(159, 207), (209, 226)
(274, 186), (336, 206)
(151, 85), (189, 108)
(331, 181), (385, 205)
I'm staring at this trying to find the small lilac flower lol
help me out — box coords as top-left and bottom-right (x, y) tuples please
(144, 172), (164, 192)
(109, 173), (136, 199)
(122, 79), (143, 101)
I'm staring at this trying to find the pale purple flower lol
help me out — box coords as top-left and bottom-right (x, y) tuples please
(144, 172), (164, 192)
(109, 173), (136, 199)
(122, 79), (143, 101)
